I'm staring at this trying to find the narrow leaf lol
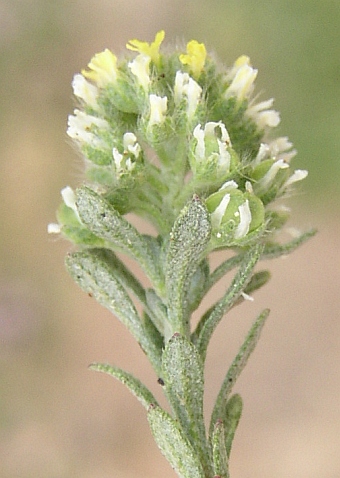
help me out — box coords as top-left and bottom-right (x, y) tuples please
(205, 254), (244, 294)
(224, 394), (243, 457)
(211, 420), (229, 478)
(75, 186), (163, 292)
(196, 244), (263, 360)
(162, 334), (212, 476)
(90, 363), (157, 409)
(145, 288), (172, 340)
(147, 404), (205, 478)
(66, 249), (162, 373)
(210, 308), (269, 433)
(165, 196), (211, 336)
(263, 228), (317, 259)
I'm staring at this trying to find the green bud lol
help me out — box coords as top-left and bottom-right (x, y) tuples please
(206, 185), (265, 246)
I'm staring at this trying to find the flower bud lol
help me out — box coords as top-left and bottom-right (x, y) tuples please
(206, 186), (265, 246)
(190, 122), (239, 182)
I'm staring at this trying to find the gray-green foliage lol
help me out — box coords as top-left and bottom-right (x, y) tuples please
(52, 31), (316, 478)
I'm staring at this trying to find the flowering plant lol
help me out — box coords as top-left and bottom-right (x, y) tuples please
(49, 31), (315, 478)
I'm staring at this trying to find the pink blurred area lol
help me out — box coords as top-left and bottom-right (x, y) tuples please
(0, 2), (339, 477)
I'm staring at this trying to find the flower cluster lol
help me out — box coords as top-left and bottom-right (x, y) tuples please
(49, 32), (314, 478)
(50, 30), (307, 249)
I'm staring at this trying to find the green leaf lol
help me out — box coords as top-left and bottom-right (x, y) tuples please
(145, 288), (172, 340)
(147, 404), (205, 478)
(263, 228), (317, 259)
(205, 253), (244, 295)
(66, 249), (162, 373)
(210, 308), (269, 433)
(195, 244), (264, 360)
(90, 363), (157, 409)
(162, 334), (212, 476)
(185, 259), (210, 314)
(75, 186), (164, 293)
(211, 420), (229, 478)
(165, 196), (211, 336)
(223, 394), (243, 457)
(231, 270), (271, 308)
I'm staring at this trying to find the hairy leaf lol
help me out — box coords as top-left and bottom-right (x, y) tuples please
(148, 404), (205, 478)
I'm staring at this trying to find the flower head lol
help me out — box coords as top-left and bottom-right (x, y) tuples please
(225, 56), (258, 101)
(82, 49), (118, 87)
(67, 110), (109, 149)
(126, 30), (165, 66)
(72, 74), (98, 108)
(206, 185), (265, 245)
(174, 71), (202, 120)
(128, 54), (151, 90)
(148, 94), (168, 127)
(192, 121), (232, 172)
(179, 40), (207, 78)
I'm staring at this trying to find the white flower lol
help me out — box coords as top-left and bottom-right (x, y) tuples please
(193, 124), (205, 160)
(247, 98), (280, 129)
(148, 94), (167, 126)
(174, 71), (202, 119)
(112, 147), (123, 170)
(281, 169), (308, 190)
(225, 58), (258, 101)
(255, 137), (296, 165)
(67, 109), (109, 148)
(193, 122), (231, 170)
(210, 193), (231, 229)
(72, 74), (98, 108)
(128, 54), (151, 90)
(234, 200), (252, 238)
(123, 132), (141, 158)
(112, 132), (140, 174)
(256, 159), (289, 191)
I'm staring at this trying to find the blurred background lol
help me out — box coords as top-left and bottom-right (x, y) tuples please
(0, 1), (339, 477)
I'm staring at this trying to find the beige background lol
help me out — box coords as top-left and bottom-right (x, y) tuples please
(0, 1), (339, 477)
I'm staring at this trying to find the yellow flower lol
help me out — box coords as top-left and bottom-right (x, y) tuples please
(179, 40), (207, 78)
(126, 30), (165, 66)
(82, 49), (118, 87)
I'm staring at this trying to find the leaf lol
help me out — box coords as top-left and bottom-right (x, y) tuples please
(223, 394), (243, 457)
(66, 249), (162, 373)
(211, 420), (229, 478)
(165, 196), (211, 336)
(263, 228), (317, 259)
(205, 253), (244, 295)
(147, 404), (205, 478)
(162, 334), (211, 476)
(195, 244), (264, 360)
(90, 363), (157, 409)
(145, 288), (172, 340)
(210, 308), (269, 433)
(75, 186), (164, 292)
(185, 259), (210, 314)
